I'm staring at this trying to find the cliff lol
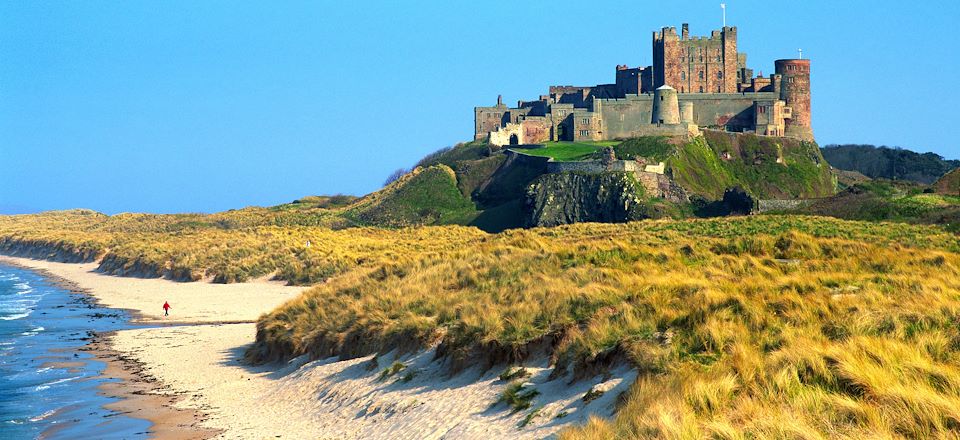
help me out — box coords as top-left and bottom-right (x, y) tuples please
(522, 172), (680, 227)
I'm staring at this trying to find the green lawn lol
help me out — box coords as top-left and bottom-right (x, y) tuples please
(514, 141), (620, 161)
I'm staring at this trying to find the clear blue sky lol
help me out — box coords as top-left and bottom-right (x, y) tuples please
(2, 1), (958, 214)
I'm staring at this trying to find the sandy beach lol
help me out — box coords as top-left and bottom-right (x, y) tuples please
(2, 256), (630, 439)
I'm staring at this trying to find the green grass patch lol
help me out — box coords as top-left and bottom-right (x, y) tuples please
(379, 361), (406, 381)
(516, 141), (619, 161)
(500, 382), (540, 412)
(611, 136), (674, 161)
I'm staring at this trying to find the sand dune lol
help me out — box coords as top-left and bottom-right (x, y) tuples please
(3, 256), (628, 439)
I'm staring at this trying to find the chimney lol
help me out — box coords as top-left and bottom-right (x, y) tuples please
(681, 23), (689, 40)
(497, 94), (503, 106)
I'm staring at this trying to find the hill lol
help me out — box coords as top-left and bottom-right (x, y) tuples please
(792, 181), (960, 227)
(933, 168), (960, 196)
(405, 133), (836, 230)
(820, 144), (959, 184)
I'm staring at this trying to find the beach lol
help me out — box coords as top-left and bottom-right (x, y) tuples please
(0, 256), (629, 439)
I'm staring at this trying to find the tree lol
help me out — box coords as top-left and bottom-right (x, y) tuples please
(383, 168), (408, 187)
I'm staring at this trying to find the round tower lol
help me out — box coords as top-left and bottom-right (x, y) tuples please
(652, 85), (680, 124)
(680, 101), (694, 123)
(775, 59), (813, 140)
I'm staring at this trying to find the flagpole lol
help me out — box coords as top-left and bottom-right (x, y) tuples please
(721, 3), (726, 27)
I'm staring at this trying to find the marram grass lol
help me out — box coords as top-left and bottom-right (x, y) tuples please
(250, 218), (960, 439)
(3, 211), (960, 437)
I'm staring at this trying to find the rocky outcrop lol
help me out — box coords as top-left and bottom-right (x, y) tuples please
(523, 172), (654, 227)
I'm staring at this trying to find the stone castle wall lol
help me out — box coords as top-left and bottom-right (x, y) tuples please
(597, 92), (775, 138)
(546, 160), (638, 174)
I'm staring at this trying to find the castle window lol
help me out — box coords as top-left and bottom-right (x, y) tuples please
(698, 71), (704, 79)
(582, 118), (588, 125)
(580, 130), (589, 136)
(759, 106), (765, 114)
(681, 71), (686, 80)
(717, 72), (723, 79)
(699, 86), (704, 93)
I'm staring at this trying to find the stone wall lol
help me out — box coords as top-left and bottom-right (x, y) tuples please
(679, 92), (776, 131)
(755, 199), (814, 213)
(546, 160), (638, 174)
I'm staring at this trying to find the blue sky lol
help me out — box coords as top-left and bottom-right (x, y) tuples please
(2, 0), (958, 214)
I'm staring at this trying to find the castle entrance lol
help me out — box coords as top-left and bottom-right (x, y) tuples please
(509, 134), (519, 145)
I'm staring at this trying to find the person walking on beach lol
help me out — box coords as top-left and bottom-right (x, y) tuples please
(163, 301), (171, 316)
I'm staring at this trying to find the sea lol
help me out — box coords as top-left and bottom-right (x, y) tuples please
(0, 263), (150, 439)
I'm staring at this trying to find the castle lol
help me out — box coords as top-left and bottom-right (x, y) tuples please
(475, 24), (812, 146)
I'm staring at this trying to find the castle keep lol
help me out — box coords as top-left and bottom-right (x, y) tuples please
(475, 24), (813, 145)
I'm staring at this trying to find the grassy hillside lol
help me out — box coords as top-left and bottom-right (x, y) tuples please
(0, 209), (485, 284)
(787, 180), (960, 232)
(246, 216), (960, 438)
(345, 165), (480, 227)
(688, 131), (836, 200)
(821, 144), (959, 184)
(934, 168), (960, 196)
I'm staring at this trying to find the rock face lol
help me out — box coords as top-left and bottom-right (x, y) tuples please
(523, 172), (651, 227)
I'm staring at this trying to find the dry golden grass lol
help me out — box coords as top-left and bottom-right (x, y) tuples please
(0, 209), (484, 283)
(3, 211), (960, 437)
(248, 217), (960, 439)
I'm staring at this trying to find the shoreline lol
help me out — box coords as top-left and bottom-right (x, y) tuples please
(0, 257), (220, 439)
(86, 332), (222, 440)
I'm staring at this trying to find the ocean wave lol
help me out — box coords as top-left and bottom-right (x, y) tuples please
(38, 376), (78, 389)
(0, 312), (31, 321)
(28, 409), (57, 423)
(32, 376), (80, 392)
(12, 282), (30, 290)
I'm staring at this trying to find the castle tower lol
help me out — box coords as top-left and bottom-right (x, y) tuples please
(775, 59), (813, 140)
(652, 85), (680, 124)
(653, 25), (738, 93)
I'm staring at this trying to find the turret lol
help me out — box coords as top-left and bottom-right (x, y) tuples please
(775, 59), (813, 140)
(652, 85), (680, 124)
